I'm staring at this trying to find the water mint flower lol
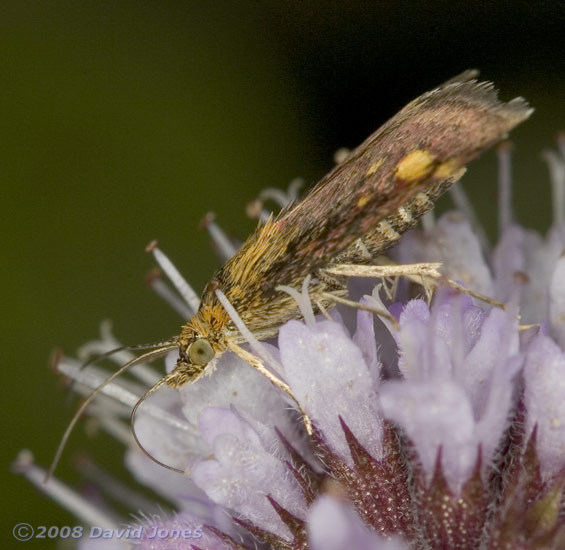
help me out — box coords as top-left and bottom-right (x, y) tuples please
(380, 292), (522, 493)
(14, 138), (565, 549)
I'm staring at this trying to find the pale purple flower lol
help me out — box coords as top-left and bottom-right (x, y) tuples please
(308, 496), (409, 550)
(191, 406), (308, 540)
(523, 332), (565, 480)
(380, 291), (522, 493)
(14, 138), (565, 549)
(279, 314), (384, 465)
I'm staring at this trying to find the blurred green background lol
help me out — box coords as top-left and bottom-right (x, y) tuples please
(2, 1), (563, 546)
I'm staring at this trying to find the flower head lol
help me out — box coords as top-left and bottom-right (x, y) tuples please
(15, 138), (565, 549)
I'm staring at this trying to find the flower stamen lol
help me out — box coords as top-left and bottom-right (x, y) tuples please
(146, 240), (200, 313)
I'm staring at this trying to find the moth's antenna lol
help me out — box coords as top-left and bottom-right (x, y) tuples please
(77, 339), (178, 373)
(64, 338), (178, 412)
(130, 375), (186, 475)
(46, 344), (178, 483)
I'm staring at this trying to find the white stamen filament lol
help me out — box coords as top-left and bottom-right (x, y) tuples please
(366, 285), (397, 336)
(202, 213), (238, 261)
(77, 349), (162, 389)
(497, 143), (514, 234)
(449, 181), (491, 254)
(258, 209), (271, 223)
(149, 244), (200, 313)
(542, 150), (565, 227)
(78, 321), (164, 387)
(58, 359), (192, 433)
(258, 187), (293, 208)
(86, 404), (132, 445)
(149, 276), (194, 319)
(75, 454), (165, 516)
(214, 288), (283, 374)
(286, 177), (304, 202)
(13, 450), (118, 531)
(421, 210), (435, 233)
(277, 274), (316, 327)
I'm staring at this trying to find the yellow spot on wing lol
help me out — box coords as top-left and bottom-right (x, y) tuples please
(395, 149), (436, 182)
(433, 158), (461, 180)
(366, 158), (385, 176)
(357, 195), (370, 207)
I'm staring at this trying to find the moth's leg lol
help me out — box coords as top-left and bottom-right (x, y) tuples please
(325, 261), (443, 277)
(323, 261), (507, 310)
(318, 291), (399, 328)
(227, 341), (313, 436)
(443, 279), (507, 309)
(313, 298), (333, 321)
(373, 257), (509, 310)
(323, 261), (441, 304)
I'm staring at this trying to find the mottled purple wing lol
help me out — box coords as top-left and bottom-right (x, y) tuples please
(212, 71), (531, 324)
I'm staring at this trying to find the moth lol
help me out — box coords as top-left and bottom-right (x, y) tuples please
(49, 70), (532, 478)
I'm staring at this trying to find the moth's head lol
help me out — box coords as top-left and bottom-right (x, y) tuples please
(167, 331), (217, 389)
(169, 304), (227, 388)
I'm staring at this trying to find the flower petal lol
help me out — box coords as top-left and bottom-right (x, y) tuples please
(396, 211), (494, 297)
(279, 319), (383, 464)
(191, 407), (307, 540)
(380, 378), (477, 492)
(524, 333), (565, 479)
(308, 495), (409, 550)
(548, 256), (565, 347)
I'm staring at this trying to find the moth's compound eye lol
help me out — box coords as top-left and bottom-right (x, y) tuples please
(188, 338), (215, 366)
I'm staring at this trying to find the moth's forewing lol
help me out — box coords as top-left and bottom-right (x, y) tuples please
(277, 76), (531, 267)
(207, 73), (532, 330)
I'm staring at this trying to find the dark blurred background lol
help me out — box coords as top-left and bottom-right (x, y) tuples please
(2, 1), (564, 543)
